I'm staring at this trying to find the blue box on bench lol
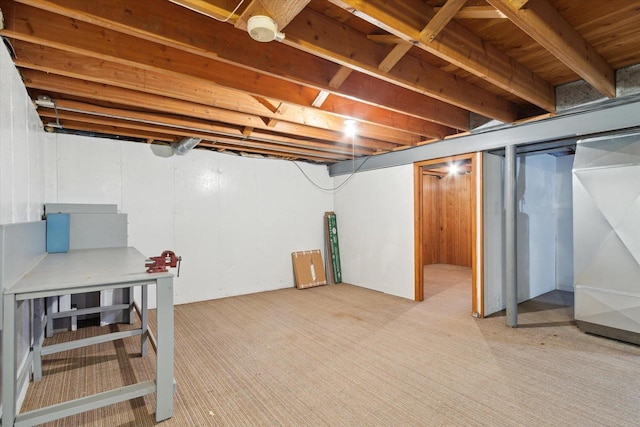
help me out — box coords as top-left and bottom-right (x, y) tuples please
(46, 213), (70, 253)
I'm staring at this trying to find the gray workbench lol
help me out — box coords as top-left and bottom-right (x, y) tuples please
(2, 247), (175, 426)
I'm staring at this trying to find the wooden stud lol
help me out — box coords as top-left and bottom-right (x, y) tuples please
(488, 0), (615, 98)
(378, 41), (413, 73)
(5, 0), (466, 131)
(234, 0), (310, 31)
(434, 6), (507, 19)
(327, 0), (555, 113)
(421, 0), (467, 43)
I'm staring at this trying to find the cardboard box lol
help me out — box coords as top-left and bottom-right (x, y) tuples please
(291, 250), (327, 289)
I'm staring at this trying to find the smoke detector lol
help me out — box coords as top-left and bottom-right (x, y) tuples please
(247, 15), (285, 42)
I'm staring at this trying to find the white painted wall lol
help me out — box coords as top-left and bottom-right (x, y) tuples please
(516, 154), (557, 300)
(484, 152), (574, 316)
(0, 43), (47, 414)
(333, 165), (415, 299)
(45, 135), (334, 306)
(483, 153), (506, 316)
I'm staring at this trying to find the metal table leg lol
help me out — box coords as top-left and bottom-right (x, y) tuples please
(141, 284), (148, 357)
(2, 294), (17, 426)
(155, 277), (174, 422)
(33, 297), (45, 381)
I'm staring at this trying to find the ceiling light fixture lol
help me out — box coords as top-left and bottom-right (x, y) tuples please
(173, 137), (203, 155)
(344, 119), (357, 137)
(247, 15), (285, 42)
(448, 162), (460, 175)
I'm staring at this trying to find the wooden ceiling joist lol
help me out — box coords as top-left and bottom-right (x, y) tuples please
(6, 36), (453, 140)
(312, 66), (354, 108)
(421, 0), (468, 43)
(4, 0), (636, 165)
(233, 0), (311, 31)
(202, 142), (335, 163)
(41, 118), (178, 143)
(487, 0), (616, 98)
(283, 7), (518, 122)
(40, 97), (390, 156)
(12, 41), (426, 146)
(20, 71), (399, 152)
(6, 0), (468, 131)
(377, 41), (413, 73)
(166, 0), (245, 22)
(433, 6), (507, 19)
(39, 100), (381, 158)
(38, 109), (355, 162)
(327, 0), (556, 113)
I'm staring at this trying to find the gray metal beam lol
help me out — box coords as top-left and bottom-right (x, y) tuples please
(329, 96), (640, 176)
(504, 144), (518, 327)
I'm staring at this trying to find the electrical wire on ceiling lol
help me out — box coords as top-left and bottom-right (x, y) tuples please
(291, 155), (371, 193)
(168, 0), (244, 22)
(292, 131), (370, 192)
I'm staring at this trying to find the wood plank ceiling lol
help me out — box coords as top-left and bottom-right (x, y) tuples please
(1, 0), (639, 163)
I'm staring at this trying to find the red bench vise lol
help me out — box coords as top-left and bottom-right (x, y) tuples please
(146, 250), (182, 276)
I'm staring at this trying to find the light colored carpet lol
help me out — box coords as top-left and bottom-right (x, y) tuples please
(20, 264), (640, 426)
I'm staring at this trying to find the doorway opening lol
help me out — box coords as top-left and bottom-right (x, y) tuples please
(414, 153), (483, 316)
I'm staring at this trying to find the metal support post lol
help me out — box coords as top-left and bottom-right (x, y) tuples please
(505, 144), (518, 327)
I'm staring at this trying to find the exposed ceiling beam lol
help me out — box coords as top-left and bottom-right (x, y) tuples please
(200, 141), (336, 163)
(234, 0), (311, 30)
(328, 66), (353, 89)
(377, 41), (412, 73)
(7, 0), (470, 130)
(487, 0), (616, 98)
(38, 108), (354, 161)
(509, 0), (530, 10)
(5, 23), (442, 143)
(433, 6), (507, 19)
(252, 97), (281, 114)
(311, 91), (331, 108)
(41, 117), (178, 142)
(367, 34), (403, 44)
(327, 0), (556, 113)
(312, 66), (353, 108)
(167, 0), (245, 22)
(421, 0), (468, 43)
(283, 7), (518, 122)
(21, 70), (401, 153)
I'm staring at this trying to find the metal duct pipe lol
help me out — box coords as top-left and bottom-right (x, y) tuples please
(172, 137), (203, 155)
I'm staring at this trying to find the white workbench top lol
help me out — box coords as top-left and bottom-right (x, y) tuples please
(5, 247), (173, 296)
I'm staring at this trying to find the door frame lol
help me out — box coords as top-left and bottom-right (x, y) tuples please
(414, 152), (484, 317)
